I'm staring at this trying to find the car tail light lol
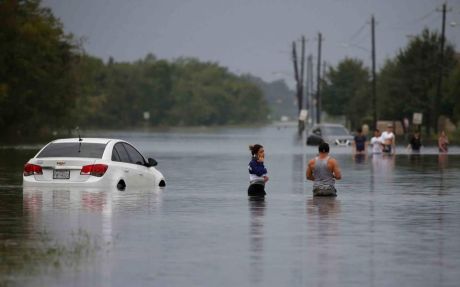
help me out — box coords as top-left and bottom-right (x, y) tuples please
(24, 163), (43, 176)
(80, 164), (108, 177)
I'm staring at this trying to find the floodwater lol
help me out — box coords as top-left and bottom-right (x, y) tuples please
(1, 126), (460, 287)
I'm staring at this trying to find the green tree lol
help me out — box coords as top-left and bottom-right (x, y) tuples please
(138, 58), (173, 125)
(72, 54), (109, 127)
(168, 58), (268, 126)
(443, 62), (460, 125)
(244, 75), (297, 121)
(377, 29), (457, 133)
(0, 0), (79, 138)
(322, 58), (370, 129)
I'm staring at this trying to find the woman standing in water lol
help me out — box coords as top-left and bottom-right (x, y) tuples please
(248, 144), (269, 197)
(438, 130), (449, 153)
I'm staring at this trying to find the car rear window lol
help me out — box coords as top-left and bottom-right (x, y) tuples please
(36, 143), (107, 158)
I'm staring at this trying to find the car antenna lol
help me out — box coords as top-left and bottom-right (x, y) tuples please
(76, 126), (82, 142)
(76, 126), (82, 153)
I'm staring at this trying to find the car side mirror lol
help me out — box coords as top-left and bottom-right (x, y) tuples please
(147, 158), (158, 167)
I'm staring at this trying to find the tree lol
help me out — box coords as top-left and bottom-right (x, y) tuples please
(443, 62), (460, 125)
(0, 0), (79, 138)
(168, 58), (268, 126)
(377, 29), (457, 133)
(243, 75), (297, 121)
(322, 58), (370, 129)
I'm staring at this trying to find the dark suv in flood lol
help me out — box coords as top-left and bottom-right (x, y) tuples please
(306, 123), (354, 146)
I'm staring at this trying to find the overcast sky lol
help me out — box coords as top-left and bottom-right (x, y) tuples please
(42, 0), (460, 87)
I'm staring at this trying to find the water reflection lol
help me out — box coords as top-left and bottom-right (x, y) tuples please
(438, 153), (448, 170)
(371, 154), (395, 191)
(353, 153), (367, 164)
(23, 187), (163, 214)
(291, 154), (305, 194)
(408, 152), (422, 165)
(307, 196), (341, 219)
(23, 187), (163, 246)
(306, 196), (341, 286)
(2, 127), (460, 287)
(248, 196), (266, 284)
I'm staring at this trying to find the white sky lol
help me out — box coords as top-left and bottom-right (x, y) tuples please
(43, 0), (460, 87)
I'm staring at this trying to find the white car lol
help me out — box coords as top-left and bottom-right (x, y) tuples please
(306, 123), (354, 146)
(23, 138), (166, 190)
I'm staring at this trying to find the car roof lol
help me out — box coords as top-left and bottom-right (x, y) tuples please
(50, 138), (121, 144)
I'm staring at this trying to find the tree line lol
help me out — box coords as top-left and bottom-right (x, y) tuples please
(0, 0), (269, 141)
(322, 29), (459, 134)
(3, 1), (457, 141)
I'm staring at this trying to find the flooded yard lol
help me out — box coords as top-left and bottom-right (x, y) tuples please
(1, 126), (460, 287)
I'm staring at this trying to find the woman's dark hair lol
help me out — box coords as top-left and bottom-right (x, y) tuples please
(249, 144), (263, 157)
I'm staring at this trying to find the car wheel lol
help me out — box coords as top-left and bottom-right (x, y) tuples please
(159, 180), (166, 187)
(117, 180), (126, 190)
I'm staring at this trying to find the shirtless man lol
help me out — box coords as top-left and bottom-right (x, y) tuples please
(306, 142), (342, 196)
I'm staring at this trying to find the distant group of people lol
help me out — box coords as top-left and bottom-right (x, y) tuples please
(353, 124), (397, 155)
(247, 125), (451, 198)
(353, 124), (450, 155)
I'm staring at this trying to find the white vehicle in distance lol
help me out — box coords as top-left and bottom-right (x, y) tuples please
(23, 138), (166, 190)
(306, 123), (354, 146)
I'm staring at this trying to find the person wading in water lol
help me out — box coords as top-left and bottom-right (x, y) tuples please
(248, 144), (269, 197)
(306, 142), (342, 196)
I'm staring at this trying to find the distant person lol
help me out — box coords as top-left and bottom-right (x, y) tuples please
(370, 129), (383, 154)
(438, 130), (449, 153)
(352, 127), (368, 155)
(381, 124), (395, 154)
(407, 131), (422, 152)
(248, 144), (269, 197)
(306, 142), (342, 196)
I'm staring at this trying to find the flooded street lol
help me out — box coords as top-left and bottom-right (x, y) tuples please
(1, 126), (460, 287)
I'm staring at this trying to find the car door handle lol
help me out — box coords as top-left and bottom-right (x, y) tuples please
(138, 173), (144, 176)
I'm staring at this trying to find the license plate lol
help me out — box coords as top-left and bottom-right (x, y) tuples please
(53, 169), (70, 179)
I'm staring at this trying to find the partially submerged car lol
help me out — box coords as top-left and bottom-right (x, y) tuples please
(306, 123), (353, 146)
(23, 138), (165, 190)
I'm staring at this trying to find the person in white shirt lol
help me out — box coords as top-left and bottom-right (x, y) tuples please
(380, 124), (395, 154)
(370, 129), (383, 154)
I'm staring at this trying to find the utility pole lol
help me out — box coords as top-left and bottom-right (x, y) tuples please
(306, 54), (313, 125)
(316, 33), (322, 124)
(292, 41), (300, 111)
(371, 15), (377, 130)
(292, 41), (300, 112)
(434, 3), (448, 134)
(299, 36), (306, 115)
(292, 37), (307, 132)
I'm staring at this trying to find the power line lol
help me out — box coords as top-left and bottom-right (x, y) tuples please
(386, 8), (437, 30)
(347, 21), (368, 43)
(411, 9), (437, 24)
(353, 30), (371, 46)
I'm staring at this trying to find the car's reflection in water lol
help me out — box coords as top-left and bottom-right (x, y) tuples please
(23, 186), (164, 243)
(23, 186), (164, 211)
(21, 185), (165, 284)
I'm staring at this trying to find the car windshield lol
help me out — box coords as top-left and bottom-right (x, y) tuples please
(322, 126), (349, 136)
(37, 143), (106, 158)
